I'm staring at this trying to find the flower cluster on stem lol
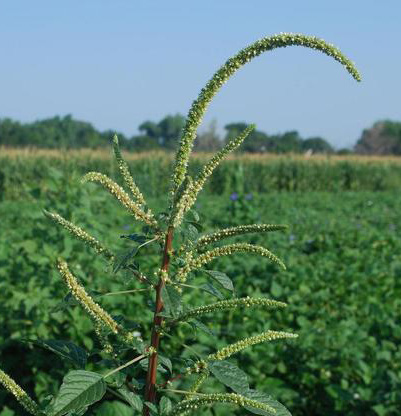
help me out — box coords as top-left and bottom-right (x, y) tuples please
(171, 32), (361, 193)
(173, 296), (287, 323)
(170, 126), (255, 228)
(57, 259), (120, 334)
(0, 370), (41, 415)
(82, 172), (158, 228)
(44, 210), (114, 260)
(196, 224), (288, 247)
(176, 243), (285, 282)
(169, 392), (276, 416)
(112, 134), (148, 208)
(207, 330), (298, 361)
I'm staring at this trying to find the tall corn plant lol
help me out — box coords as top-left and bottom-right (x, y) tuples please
(0, 33), (360, 416)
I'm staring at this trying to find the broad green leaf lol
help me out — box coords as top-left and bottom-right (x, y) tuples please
(200, 283), (224, 300)
(204, 270), (234, 291)
(188, 209), (200, 222)
(209, 361), (249, 394)
(48, 370), (106, 416)
(158, 355), (173, 373)
(161, 285), (182, 318)
(33, 340), (87, 369)
(188, 319), (216, 336)
(67, 408), (88, 416)
(144, 401), (159, 415)
(95, 401), (133, 415)
(244, 389), (292, 416)
(117, 387), (143, 412)
(159, 396), (173, 415)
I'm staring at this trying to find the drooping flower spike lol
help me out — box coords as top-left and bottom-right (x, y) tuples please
(112, 134), (149, 208)
(82, 172), (158, 228)
(44, 210), (114, 260)
(172, 33), (361, 194)
(169, 392), (276, 416)
(176, 243), (285, 282)
(172, 296), (286, 324)
(0, 370), (41, 415)
(57, 259), (120, 334)
(196, 224), (288, 247)
(170, 125), (255, 227)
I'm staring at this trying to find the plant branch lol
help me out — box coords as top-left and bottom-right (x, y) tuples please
(143, 226), (174, 415)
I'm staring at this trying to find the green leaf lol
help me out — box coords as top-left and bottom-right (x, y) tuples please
(209, 361), (249, 394)
(158, 355), (173, 373)
(188, 319), (216, 336)
(68, 408), (88, 416)
(144, 401), (159, 415)
(48, 370), (106, 416)
(119, 233), (148, 244)
(188, 209), (200, 222)
(117, 388), (143, 412)
(159, 397), (173, 415)
(204, 270), (234, 291)
(244, 389), (291, 416)
(161, 285), (182, 318)
(199, 283), (224, 300)
(95, 401), (133, 415)
(32, 340), (87, 369)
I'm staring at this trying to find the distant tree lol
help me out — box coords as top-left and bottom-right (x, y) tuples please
(275, 130), (303, 153)
(194, 120), (221, 152)
(336, 148), (352, 155)
(354, 120), (401, 155)
(138, 121), (161, 140)
(137, 114), (185, 150)
(130, 135), (160, 151)
(224, 123), (276, 153)
(0, 118), (25, 146)
(158, 114), (185, 149)
(302, 137), (334, 153)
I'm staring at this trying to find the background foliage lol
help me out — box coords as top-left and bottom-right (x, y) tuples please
(0, 151), (400, 415)
(1, 115), (401, 154)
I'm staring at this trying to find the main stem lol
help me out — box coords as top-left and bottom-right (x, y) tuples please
(143, 226), (174, 415)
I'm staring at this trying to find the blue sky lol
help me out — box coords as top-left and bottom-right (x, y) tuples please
(0, 0), (400, 149)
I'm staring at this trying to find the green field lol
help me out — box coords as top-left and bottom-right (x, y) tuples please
(0, 150), (400, 415)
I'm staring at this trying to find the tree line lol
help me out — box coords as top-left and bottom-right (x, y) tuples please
(0, 114), (400, 155)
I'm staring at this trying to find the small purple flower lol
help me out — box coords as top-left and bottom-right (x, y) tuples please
(230, 192), (239, 201)
(245, 193), (253, 200)
(289, 234), (296, 242)
(123, 224), (131, 230)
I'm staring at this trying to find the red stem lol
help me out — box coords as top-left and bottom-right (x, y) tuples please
(143, 226), (174, 415)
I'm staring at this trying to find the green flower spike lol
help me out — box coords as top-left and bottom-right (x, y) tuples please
(171, 125), (255, 228)
(188, 370), (210, 393)
(176, 243), (285, 282)
(43, 210), (114, 260)
(173, 297), (286, 323)
(82, 171), (158, 228)
(196, 224), (288, 247)
(57, 259), (120, 334)
(172, 32), (361, 194)
(0, 369), (41, 415)
(207, 330), (298, 361)
(169, 392), (276, 416)
(112, 134), (149, 208)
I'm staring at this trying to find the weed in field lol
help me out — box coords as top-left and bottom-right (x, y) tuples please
(0, 33), (360, 415)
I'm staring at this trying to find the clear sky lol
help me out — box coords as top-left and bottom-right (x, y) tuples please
(0, 0), (400, 149)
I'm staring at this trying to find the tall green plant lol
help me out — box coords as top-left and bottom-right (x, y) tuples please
(0, 33), (360, 416)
